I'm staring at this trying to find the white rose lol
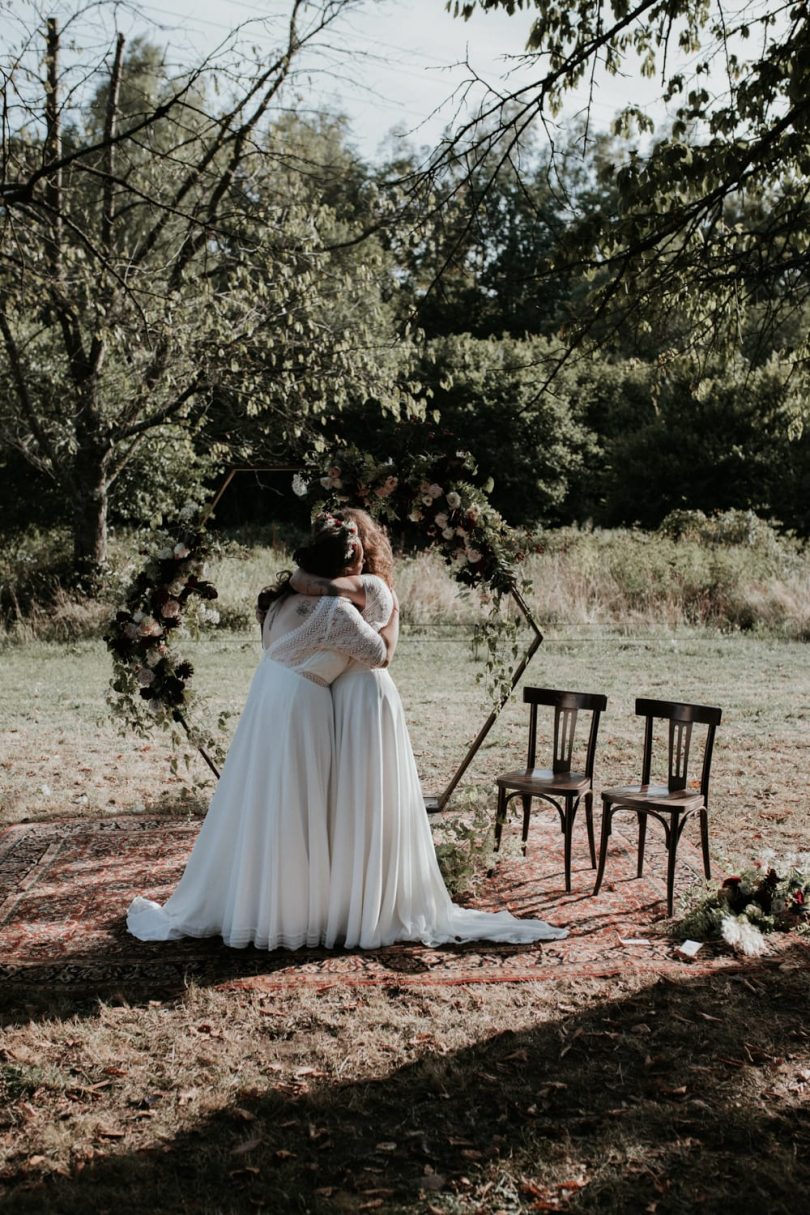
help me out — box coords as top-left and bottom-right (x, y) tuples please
(137, 667), (155, 687)
(408, 508), (423, 522)
(466, 547), (482, 563)
(291, 473), (309, 497)
(137, 616), (163, 638)
(446, 491), (461, 509)
(173, 543), (190, 559)
(158, 547), (173, 560)
(320, 476), (334, 490)
(456, 527), (467, 537)
(132, 610), (145, 623)
(421, 494), (434, 506)
(434, 512), (448, 529)
(168, 579), (185, 595)
(146, 648), (163, 668)
(428, 483), (443, 499)
(442, 527), (455, 540)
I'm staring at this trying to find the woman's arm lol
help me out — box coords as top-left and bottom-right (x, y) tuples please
(289, 568), (366, 608)
(378, 594), (399, 665)
(326, 599), (395, 668)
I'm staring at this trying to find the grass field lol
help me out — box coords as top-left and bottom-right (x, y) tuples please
(1, 624), (809, 1212)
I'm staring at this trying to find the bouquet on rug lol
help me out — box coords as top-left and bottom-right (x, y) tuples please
(680, 861), (810, 956)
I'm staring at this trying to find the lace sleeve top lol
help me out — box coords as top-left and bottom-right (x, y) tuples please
(360, 574), (394, 631)
(265, 596), (387, 686)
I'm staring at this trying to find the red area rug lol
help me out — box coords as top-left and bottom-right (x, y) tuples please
(0, 812), (799, 1000)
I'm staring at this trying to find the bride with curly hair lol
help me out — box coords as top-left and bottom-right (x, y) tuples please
(127, 514), (398, 949)
(291, 507), (567, 948)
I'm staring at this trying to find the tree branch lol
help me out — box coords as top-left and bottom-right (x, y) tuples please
(0, 303), (58, 474)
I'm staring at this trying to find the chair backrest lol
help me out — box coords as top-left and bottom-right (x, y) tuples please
(523, 687), (608, 775)
(635, 698), (722, 797)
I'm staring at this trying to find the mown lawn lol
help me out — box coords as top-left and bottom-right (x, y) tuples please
(1, 627), (809, 1213)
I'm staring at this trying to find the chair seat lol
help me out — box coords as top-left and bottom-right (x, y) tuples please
(602, 783), (704, 812)
(496, 768), (591, 796)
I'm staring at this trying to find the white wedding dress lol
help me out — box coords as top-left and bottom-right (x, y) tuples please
(322, 575), (567, 948)
(127, 594), (387, 949)
(127, 580), (568, 951)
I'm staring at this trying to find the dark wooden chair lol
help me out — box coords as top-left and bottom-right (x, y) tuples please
(494, 687), (608, 892)
(593, 698), (722, 916)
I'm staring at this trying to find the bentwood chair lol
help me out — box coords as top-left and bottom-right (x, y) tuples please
(593, 698), (722, 916)
(494, 687), (608, 892)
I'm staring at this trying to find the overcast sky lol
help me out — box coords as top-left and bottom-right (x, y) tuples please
(103, 0), (667, 157)
(1, 0), (672, 159)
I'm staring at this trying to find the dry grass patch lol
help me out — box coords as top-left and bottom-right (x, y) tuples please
(1, 629), (809, 1212)
(1, 963), (808, 1213)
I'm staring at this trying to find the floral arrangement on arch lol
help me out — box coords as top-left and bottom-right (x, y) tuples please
(104, 503), (221, 737)
(106, 445), (533, 743)
(680, 860), (810, 956)
(293, 445), (526, 598)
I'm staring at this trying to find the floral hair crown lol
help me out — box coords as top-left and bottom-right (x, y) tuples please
(312, 511), (360, 561)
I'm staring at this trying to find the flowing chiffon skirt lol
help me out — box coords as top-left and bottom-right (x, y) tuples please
(324, 668), (567, 949)
(127, 659), (333, 950)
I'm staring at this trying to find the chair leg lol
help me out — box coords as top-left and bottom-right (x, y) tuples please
(699, 806), (711, 879)
(584, 790), (596, 869)
(521, 794), (532, 857)
(637, 813), (648, 878)
(592, 796), (613, 896)
(494, 787), (507, 853)
(562, 796), (575, 893)
(665, 816), (679, 917)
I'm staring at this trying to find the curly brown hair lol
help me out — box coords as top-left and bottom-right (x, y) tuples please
(340, 508), (395, 589)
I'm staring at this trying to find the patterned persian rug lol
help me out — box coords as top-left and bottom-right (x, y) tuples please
(0, 812), (797, 1001)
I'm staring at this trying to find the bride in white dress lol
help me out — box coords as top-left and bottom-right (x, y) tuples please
(292, 508), (568, 948)
(127, 517), (397, 949)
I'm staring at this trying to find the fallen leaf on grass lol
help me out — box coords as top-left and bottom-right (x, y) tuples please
(375, 1141), (397, 1152)
(95, 1125), (125, 1139)
(274, 1149), (296, 1161)
(231, 1107), (257, 1123)
(230, 1137), (262, 1156)
(102, 1066), (128, 1077)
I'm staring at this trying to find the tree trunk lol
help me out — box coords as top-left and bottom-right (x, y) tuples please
(72, 449), (109, 572)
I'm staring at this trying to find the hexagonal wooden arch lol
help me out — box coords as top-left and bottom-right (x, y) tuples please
(205, 466), (544, 812)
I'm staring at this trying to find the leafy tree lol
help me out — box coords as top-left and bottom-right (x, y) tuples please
(442, 2), (810, 369)
(382, 121), (580, 340)
(565, 354), (809, 530)
(0, 5), (405, 572)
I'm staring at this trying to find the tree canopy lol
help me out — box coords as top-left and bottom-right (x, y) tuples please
(441, 1), (810, 366)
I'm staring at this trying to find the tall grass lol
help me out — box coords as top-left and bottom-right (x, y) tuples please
(2, 514), (808, 643)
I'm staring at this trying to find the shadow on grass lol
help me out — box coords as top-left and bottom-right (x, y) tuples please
(2, 943), (809, 1214)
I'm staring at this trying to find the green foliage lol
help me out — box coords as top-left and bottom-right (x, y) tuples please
(0, 17), (410, 568)
(432, 789), (497, 897)
(580, 356), (810, 531)
(415, 333), (596, 524)
(449, 3), (810, 369)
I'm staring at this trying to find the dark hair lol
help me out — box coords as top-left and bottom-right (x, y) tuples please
(256, 530), (353, 616)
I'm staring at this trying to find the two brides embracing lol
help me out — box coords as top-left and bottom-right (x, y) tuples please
(127, 509), (567, 950)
